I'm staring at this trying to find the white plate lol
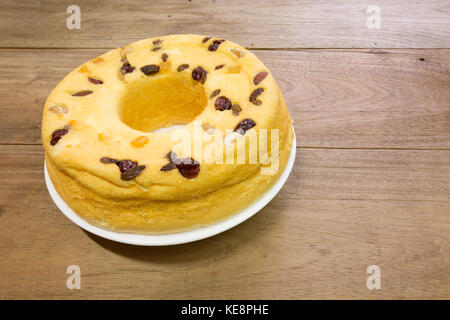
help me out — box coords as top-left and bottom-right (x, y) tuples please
(44, 127), (296, 246)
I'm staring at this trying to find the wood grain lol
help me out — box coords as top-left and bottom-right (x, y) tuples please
(1, 0), (449, 49)
(0, 0), (449, 300)
(0, 48), (449, 148)
(0, 145), (448, 299)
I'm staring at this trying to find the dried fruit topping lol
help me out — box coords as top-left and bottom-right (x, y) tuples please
(177, 64), (189, 72)
(48, 105), (68, 114)
(121, 165), (146, 181)
(215, 96), (232, 111)
(92, 57), (104, 64)
(161, 53), (168, 62)
(120, 63), (135, 75)
(101, 158), (146, 181)
(209, 89), (221, 99)
(131, 136), (149, 148)
(231, 104), (242, 116)
(215, 64), (225, 70)
(100, 157), (118, 164)
(161, 152), (200, 179)
(153, 39), (162, 45)
(72, 90), (93, 97)
(78, 64), (89, 73)
(234, 118), (256, 135)
(192, 66), (207, 84)
(50, 128), (69, 145)
(249, 88), (264, 105)
(208, 39), (225, 52)
(230, 48), (246, 58)
(116, 159), (137, 173)
(161, 162), (177, 171)
(202, 36), (212, 43)
(140, 64), (160, 75)
(152, 46), (161, 52)
(253, 71), (268, 85)
(176, 159), (200, 179)
(88, 77), (103, 85)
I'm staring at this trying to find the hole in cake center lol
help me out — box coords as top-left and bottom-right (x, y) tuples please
(119, 73), (207, 132)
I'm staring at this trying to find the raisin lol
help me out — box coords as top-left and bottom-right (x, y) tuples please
(161, 53), (168, 62)
(50, 128), (69, 145)
(88, 77), (103, 85)
(253, 71), (268, 85)
(215, 96), (232, 111)
(121, 165), (146, 181)
(208, 39), (225, 52)
(249, 88), (264, 105)
(234, 118), (256, 135)
(192, 66), (207, 84)
(120, 63), (135, 75)
(209, 89), (221, 99)
(215, 64), (225, 70)
(116, 159), (137, 173)
(153, 39), (162, 45)
(151, 46), (161, 52)
(100, 157), (118, 164)
(140, 64), (160, 75)
(231, 104), (242, 116)
(101, 158), (145, 180)
(202, 36), (212, 43)
(161, 162), (177, 171)
(72, 90), (93, 97)
(177, 64), (189, 72)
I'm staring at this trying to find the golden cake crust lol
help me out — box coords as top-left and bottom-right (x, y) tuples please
(42, 34), (293, 233)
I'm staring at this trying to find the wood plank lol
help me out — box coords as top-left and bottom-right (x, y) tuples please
(0, 145), (449, 299)
(0, 0), (449, 49)
(0, 48), (449, 148)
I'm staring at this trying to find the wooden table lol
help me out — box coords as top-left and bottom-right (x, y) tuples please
(0, 0), (449, 299)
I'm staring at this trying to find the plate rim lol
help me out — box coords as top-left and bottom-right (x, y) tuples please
(44, 126), (296, 246)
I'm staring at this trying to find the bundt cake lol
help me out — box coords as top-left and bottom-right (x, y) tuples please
(42, 34), (293, 234)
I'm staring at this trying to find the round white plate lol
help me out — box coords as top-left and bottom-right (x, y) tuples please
(44, 127), (296, 246)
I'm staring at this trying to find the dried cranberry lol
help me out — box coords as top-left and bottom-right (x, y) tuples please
(209, 89), (221, 99)
(50, 128), (69, 145)
(140, 64), (160, 75)
(192, 66), (207, 84)
(253, 71), (268, 85)
(161, 53), (168, 62)
(72, 90), (93, 97)
(215, 96), (232, 111)
(177, 64), (189, 72)
(208, 39), (225, 52)
(234, 118), (256, 135)
(176, 159), (200, 179)
(88, 77), (103, 85)
(249, 88), (264, 105)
